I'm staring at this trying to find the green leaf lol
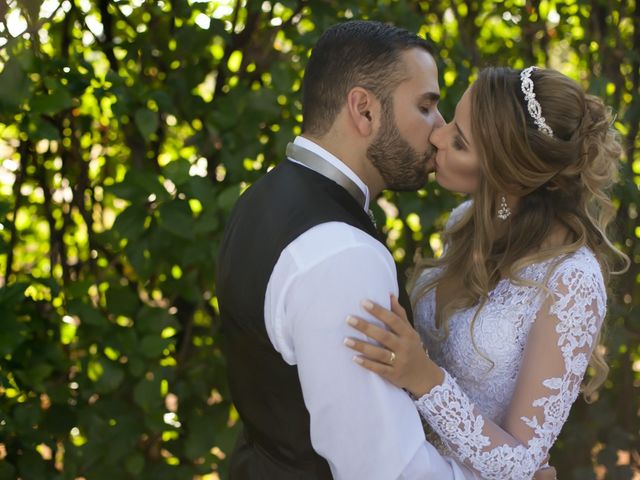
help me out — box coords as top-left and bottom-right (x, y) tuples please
(0, 57), (30, 112)
(31, 117), (60, 140)
(0, 282), (28, 305)
(67, 299), (108, 328)
(127, 354), (146, 378)
(135, 306), (176, 334)
(95, 359), (125, 394)
(14, 363), (54, 391)
(105, 415), (141, 464)
(41, 404), (76, 436)
(16, 449), (47, 480)
(248, 89), (280, 117)
(173, 269), (201, 303)
(105, 285), (139, 317)
(30, 88), (74, 114)
(139, 334), (170, 359)
(133, 375), (163, 411)
(110, 325), (138, 354)
(157, 199), (195, 239)
(150, 90), (173, 111)
(192, 207), (219, 235)
(87, 358), (104, 382)
(0, 312), (28, 356)
(182, 242), (209, 266)
(125, 452), (145, 475)
(106, 169), (167, 202)
(184, 176), (217, 203)
(12, 402), (43, 433)
(112, 204), (148, 240)
(623, 100), (640, 124)
(184, 414), (218, 459)
(218, 185), (241, 213)
(134, 107), (159, 140)
(163, 158), (192, 186)
(125, 240), (153, 280)
(60, 321), (77, 344)
(184, 405), (231, 459)
(0, 461), (17, 480)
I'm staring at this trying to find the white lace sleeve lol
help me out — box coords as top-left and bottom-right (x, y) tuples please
(414, 260), (607, 480)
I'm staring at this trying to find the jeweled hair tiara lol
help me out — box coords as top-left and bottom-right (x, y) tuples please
(520, 66), (554, 137)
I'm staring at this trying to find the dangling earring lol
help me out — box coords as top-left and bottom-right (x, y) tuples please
(497, 196), (511, 220)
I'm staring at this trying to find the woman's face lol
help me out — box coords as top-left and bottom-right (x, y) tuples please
(430, 86), (482, 194)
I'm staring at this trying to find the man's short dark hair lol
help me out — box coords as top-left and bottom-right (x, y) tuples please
(301, 20), (434, 136)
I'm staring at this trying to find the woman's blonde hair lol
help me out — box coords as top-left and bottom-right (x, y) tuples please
(410, 67), (629, 399)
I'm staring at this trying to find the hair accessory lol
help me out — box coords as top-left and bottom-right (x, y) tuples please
(520, 66), (554, 137)
(497, 196), (511, 220)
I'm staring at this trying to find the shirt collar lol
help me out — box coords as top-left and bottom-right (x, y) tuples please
(291, 136), (371, 211)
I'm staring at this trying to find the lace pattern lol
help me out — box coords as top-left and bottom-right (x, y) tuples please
(413, 203), (606, 479)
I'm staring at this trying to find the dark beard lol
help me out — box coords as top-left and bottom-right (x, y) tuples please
(367, 102), (433, 191)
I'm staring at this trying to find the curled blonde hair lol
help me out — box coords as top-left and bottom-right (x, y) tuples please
(411, 67), (629, 399)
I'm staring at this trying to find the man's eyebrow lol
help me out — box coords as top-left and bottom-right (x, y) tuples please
(454, 121), (470, 146)
(420, 91), (440, 102)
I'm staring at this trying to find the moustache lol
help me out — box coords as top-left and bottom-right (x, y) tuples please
(423, 145), (438, 174)
(425, 143), (437, 161)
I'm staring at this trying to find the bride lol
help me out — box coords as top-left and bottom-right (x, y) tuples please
(344, 66), (629, 479)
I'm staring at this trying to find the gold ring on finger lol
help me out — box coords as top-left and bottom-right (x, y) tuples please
(389, 351), (396, 365)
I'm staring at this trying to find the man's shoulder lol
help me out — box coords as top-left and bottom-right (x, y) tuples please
(285, 221), (394, 271)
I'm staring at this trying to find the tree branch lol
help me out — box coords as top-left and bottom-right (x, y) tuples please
(97, 0), (119, 72)
(35, 152), (69, 287)
(3, 140), (29, 285)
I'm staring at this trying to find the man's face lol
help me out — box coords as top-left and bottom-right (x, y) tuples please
(367, 48), (444, 191)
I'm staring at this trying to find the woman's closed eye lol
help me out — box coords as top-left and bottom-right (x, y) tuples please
(453, 135), (466, 151)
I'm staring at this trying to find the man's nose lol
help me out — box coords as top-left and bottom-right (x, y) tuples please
(429, 117), (445, 148)
(434, 108), (445, 128)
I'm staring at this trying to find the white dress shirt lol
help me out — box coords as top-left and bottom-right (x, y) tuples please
(264, 137), (476, 479)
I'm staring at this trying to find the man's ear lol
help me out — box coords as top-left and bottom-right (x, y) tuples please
(346, 87), (378, 137)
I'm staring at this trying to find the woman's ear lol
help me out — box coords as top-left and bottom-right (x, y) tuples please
(346, 87), (378, 137)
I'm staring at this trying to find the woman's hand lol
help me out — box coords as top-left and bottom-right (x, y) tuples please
(533, 466), (557, 480)
(344, 294), (444, 398)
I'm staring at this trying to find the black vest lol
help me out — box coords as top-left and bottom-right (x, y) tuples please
(217, 160), (413, 479)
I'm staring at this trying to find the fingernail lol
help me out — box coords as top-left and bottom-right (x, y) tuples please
(346, 315), (358, 326)
(343, 337), (355, 347)
(352, 355), (363, 364)
(361, 299), (374, 310)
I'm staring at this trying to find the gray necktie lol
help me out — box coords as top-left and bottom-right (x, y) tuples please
(285, 142), (377, 227)
(286, 142), (366, 207)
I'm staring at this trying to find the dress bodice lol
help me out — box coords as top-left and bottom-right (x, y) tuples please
(415, 255), (560, 425)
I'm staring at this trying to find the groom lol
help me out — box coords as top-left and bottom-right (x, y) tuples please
(217, 21), (552, 479)
(217, 20), (460, 479)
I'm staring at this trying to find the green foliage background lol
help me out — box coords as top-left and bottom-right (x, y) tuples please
(0, 0), (638, 479)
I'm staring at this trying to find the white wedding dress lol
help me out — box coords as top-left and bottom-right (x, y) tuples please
(413, 202), (607, 480)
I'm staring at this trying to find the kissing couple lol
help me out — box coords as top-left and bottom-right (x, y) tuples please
(218, 20), (627, 480)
